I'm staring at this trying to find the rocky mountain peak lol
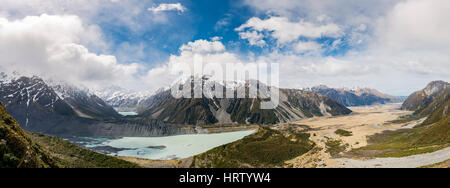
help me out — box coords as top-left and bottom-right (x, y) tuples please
(402, 80), (449, 111)
(423, 81), (449, 97)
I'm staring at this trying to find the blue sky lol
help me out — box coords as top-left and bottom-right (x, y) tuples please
(0, 0), (449, 95)
(99, 0), (265, 65)
(95, 0), (353, 66)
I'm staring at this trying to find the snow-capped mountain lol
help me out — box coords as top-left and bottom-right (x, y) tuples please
(1, 74), (74, 130)
(94, 86), (155, 112)
(0, 72), (200, 137)
(137, 76), (352, 125)
(0, 73), (120, 132)
(304, 85), (404, 107)
(48, 80), (121, 119)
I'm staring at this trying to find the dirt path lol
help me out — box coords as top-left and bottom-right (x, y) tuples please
(286, 104), (449, 168)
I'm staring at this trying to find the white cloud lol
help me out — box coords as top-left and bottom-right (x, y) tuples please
(214, 14), (233, 31)
(294, 41), (321, 53)
(0, 14), (141, 90)
(148, 3), (186, 13)
(210, 36), (223, 41)
(142, 39), (246, 89)
(376, 0), (450, 51)
(238, 31), (266, 47)
(237, 0), (450, 95)
(0, 0), (183, 33)
(179, 40), (226, 54)
(243, 0), (397, 26)
(236, 16), (341, 45)
(361, 0), (450, 80)
(141, 38), (377, 91)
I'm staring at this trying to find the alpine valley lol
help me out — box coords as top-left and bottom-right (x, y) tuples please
(1, 72), (449, 168)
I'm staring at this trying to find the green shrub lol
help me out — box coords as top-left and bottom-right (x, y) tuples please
(335, 129), (353, 137)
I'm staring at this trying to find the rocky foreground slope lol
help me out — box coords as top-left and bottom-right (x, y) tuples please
(0, 101), (139, 168)
(0, 101), (58, 168)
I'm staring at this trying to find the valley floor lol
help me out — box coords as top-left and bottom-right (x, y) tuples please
(286, 104), (449, 168)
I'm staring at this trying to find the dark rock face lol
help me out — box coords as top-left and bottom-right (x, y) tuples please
(307, 85), (404, 107)
(25, 117), (195, 137)
(137, 78), (352, 125)
(402, 81), (449, 111)
(0, 76), (77, 130)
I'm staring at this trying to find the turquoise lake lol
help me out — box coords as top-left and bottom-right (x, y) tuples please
(118, 112), (139, 116)
(82, 130), (256, 160)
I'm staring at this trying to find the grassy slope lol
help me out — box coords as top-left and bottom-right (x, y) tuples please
(191, 127), (315, 168)
(0, 102), (58, 168)
(421, 159), (450, 168)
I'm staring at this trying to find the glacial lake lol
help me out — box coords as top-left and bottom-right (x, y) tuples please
(71, 130), (256, 160)
(118, 112), (139, 116)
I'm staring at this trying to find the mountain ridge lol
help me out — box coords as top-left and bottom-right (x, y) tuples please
(305, 85), (404, 107)
(137, 77), (352, 125)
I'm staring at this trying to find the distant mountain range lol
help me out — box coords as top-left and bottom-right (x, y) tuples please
(9, 72), (427, 137)
(304, 85), (405, 107)
(94, 86), (154, 112)
(0, 72), (353, 136)
(137, 77), (352, 125)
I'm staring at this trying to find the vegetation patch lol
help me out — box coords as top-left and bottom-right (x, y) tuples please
(335, 129), (353, 137)
(325, 138), (349, 157)
(191, 127), (315, 168)
(387, 115), (419, 124)
(350, 117), (449, 158)
(420, 159), (450, 168)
